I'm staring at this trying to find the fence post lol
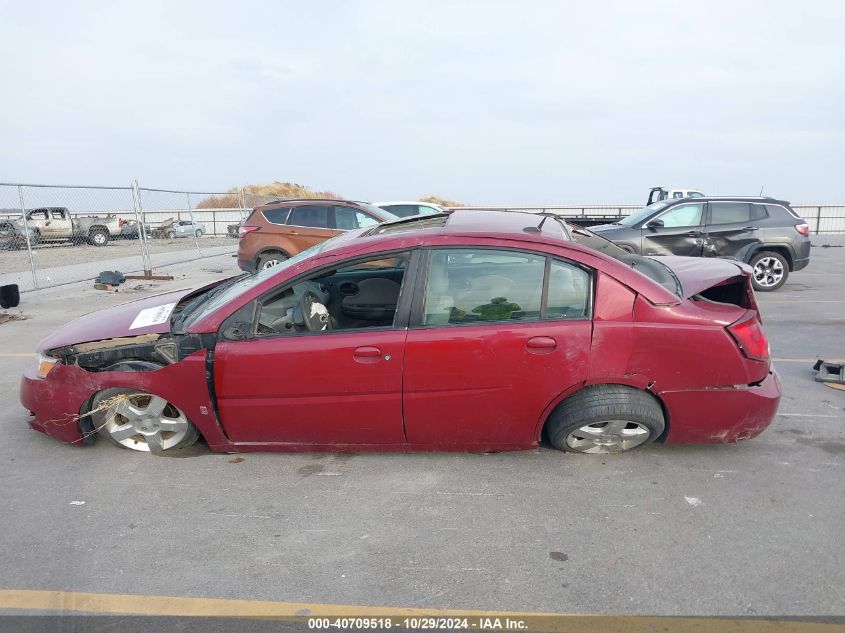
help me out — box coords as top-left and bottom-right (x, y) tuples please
(186, 192), (202, 256)
(17, 185), (38, 290)
(816, 206), (822, 235)
(131, 179), (152, 275)
(239, 187), (247, 222)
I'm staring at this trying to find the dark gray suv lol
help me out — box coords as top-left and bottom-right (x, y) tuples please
(589, 197), (810, 291)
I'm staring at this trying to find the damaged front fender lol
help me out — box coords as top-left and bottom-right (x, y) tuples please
(20, 351), (228, 448)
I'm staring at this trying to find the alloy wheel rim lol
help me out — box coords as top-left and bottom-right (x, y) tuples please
(98, 392), (190, 452)
(262, 259), (282, 269)
(564, 419), (650, 453)
(753, 257), (784, 287)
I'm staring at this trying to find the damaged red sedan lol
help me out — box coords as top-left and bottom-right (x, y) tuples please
(21, 210), (780, 455)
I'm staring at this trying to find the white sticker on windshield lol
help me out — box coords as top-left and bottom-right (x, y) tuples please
(129, 302), (177, 329)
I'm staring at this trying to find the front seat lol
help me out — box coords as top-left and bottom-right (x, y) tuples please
(341, 278), (401, 322)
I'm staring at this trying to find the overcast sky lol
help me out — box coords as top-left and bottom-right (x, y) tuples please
(1, 0), (843, 204)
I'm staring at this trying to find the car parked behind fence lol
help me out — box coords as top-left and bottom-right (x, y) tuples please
(237, 199), (399, 271)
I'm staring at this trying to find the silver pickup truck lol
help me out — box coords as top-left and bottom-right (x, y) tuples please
(14, 207), (123, 246)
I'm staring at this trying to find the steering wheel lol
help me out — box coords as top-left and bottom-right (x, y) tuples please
(301, 290), (331, 332)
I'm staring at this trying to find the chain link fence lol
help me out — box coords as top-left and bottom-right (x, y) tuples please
(3, 183), (845, 294)
(0, 182), (273, 292)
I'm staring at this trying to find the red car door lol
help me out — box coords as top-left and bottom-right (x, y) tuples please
(402, 248), (593, 449)
(212, 251), (415, 445)
(214, 331), (406, 444)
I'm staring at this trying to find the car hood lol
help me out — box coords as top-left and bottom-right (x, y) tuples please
(656, 256), (751, 299)
(37, 287), (202, 351)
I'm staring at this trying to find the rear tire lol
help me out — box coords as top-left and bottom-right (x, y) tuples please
(750, 250), (788, 292)
(89, 228), (109, 246)
(546, 385), (665, 454)
(195, 229), (203, 237)
(257, 251), (288, 270)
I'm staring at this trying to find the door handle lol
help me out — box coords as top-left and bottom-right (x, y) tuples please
(526, 336), (557, 351)
(684, 230), (702, 237)
(741, 226), (758, 231)
(289, 231), (299, 235)
(353, 346), (383, 363)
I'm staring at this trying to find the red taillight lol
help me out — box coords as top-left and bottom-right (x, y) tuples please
(118, 218), (125, 228)
(728, 312), (770, 362)
(795, 223), (809, 236)
(238, 226), (259, 238)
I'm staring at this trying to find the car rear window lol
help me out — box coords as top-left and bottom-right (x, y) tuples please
(365, 214), (449, 235)
(382, 204), (420, 217)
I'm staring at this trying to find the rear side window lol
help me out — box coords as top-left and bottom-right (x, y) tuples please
(709, 202), (762, 225)
(766, 204), (797, 219)
(289, 206), (329, 228)
(546, 260), (590, 319)
(750, 204), (768, 221)
(421, 249), (591, 326)
(423, 249), (545, 325)
(262, 208), (290, 225)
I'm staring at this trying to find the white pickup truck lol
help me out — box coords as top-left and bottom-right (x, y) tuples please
(18, 207), (123, 246)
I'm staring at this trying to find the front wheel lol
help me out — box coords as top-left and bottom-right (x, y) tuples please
(546, 385), (665, 454)
(91, 388), (199, 453)
(195, 229), (203, 237)
(750, 251), (789, 292)
(167, 230), (176, 239)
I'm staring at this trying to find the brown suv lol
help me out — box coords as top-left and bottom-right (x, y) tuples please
(237, 199), (400, 271)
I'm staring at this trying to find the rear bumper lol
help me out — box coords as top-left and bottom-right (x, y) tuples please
(792, 257), (810, 271)
(238, 258), (255, 272)
(661, 369), (781, 444)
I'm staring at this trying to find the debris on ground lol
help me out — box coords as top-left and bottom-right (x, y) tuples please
(684, 496), (704, 507)
(94, 270), (126, 290)
(69, 500), (86, 506)
(813, 359), (845, 389)
(0, 312), (28, 325)
(0, 284), (20, 309)
(202, 268), (224, 274)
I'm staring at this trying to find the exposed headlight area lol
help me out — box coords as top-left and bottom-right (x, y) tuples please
(35, 353), (60, 379)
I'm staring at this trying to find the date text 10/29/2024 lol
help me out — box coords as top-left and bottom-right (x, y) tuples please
(308, 618), (528, 630)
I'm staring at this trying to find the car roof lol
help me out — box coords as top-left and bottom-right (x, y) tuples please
(254, 198), (372, 209)
(663, 196), (791, 205)
(373, 200), (446, 207)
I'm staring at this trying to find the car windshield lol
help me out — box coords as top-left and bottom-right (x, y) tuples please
(177, 229), (365, 328)
(618, 201), (671, 226)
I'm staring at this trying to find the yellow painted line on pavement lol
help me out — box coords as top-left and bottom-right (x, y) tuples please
(0, 589), (555, 618)
(0, 590), (838, 632)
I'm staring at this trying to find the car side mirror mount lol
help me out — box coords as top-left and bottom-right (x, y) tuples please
(646, 219), (664, 230)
